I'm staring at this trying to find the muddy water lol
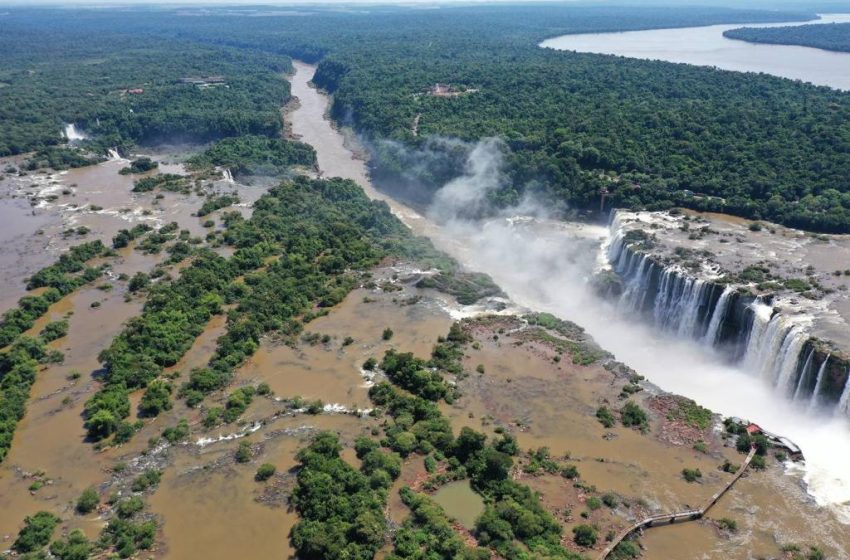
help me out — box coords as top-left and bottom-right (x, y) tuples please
(0, 270), (150, 541)
(239, 284), (452, 408)
(0, 153), (263, 312)
(285, 62), (850, 557)
(432, 480), (484, 529)
(150, 413), (363, 560)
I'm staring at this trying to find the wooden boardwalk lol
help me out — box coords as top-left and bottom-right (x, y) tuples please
(597, 446), (757, 559)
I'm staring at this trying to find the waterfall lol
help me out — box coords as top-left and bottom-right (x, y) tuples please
(222, 168), (234, 182)
(107, 148), (121, 160)
(604, 215), (836, 414)
(64, 123), (87, 142)
(808, 355), (830, 412)
(838, 369), (850, 416)
(677, 279), (708, 338)
(793, 348), (815, 401)
(774, 325), (809, 395)
(703, 285), (733, 346)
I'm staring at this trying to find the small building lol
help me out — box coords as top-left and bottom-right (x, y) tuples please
(745, 423), (762, 435)
(127, 88), (144, 95)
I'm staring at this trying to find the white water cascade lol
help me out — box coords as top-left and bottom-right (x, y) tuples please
(794, 348), (816, 402)
(107, 148), (122, 160)
(606, 215), (842, 416)
(222, 168), (234, 182)
(703, 285), (734, 345)
(838, 370), (850, 416)
(809, 355), (831, 412)
(64, 123), (87, 142)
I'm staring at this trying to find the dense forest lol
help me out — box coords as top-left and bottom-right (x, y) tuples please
(725, 22), (850, 52)
(4, 5), (850, 231)
(0, 32), (291, 156)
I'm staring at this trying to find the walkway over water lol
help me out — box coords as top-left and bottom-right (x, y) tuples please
(598, 446), (757, 559)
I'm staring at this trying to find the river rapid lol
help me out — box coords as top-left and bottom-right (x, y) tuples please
(540, 13), (850, 91)
(287, 61), (850, 529)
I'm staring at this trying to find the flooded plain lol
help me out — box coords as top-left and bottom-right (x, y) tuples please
(1, 56), (848, 559)
(540, 13), (850, 91)
(285, 61), (850, 557)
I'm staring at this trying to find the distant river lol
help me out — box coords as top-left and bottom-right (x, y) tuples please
(540, 13), (850, 91)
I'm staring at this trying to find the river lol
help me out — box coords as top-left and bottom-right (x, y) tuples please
(287, 61), (850, 533)
(540, 13), (850, 91)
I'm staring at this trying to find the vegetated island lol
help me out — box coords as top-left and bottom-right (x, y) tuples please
(724, 22), (850, 53)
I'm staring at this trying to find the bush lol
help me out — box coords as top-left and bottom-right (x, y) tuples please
(718, 517), (738, 532)
(13, 511), (59, 553)
(235, 441), (252, 463)
(620, 401), (648, 429)
(255, 463), (276, 481)
(40, 320), (69, 342)
(572, 524), (598, 547)
(131, 469), (162, 492)
(382, 327), (394, 340)
(682, 468), (702, 483)
(750, 455), (767, 470)
(596, 406), (615, 428)
(76, 487), (99, 514)
(561, 464), (579, 479)
(586, 496), (602, 510)
(601, 493), (619, 508)
(117, 496), (144, 519)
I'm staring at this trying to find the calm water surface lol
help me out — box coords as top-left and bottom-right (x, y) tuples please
(541, 14), (850, 90)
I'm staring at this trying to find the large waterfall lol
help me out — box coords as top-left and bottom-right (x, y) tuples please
(606, 213), (850, 417)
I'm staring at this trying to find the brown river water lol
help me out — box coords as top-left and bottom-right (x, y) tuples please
(0, 61), (847, 559)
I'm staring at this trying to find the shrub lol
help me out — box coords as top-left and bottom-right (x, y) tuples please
(718, 517), (738, 532)
(117, 496), (144, 519)
(382, 327), (394, 340)
(621, 401), (648, 429)
(131, 469), (162, 492)
(601, 493), (619, 508)
(586, 496), (602, 510)
(235, 441), (252, 463)
(76, 487), (99, 514)
(596, 406), (615, 428)
(572, 524), (598, 547)
(561, 465), (579, 479)
(682, 468), (702, 483)
(255, 463), (276, 481)
(13, 511), (59, 553)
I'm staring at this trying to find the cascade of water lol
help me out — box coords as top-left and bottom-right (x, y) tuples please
(703, 285), (733, 346)
(774, 326), (809, 394)
(741, 301), (774, 370)
(64, 123), (87, 142)
(808, 355), (830, 412)
(107, 148), (121, 160)
(837, 368), (850, 417)
(752, 315), (794, 380)
(222, 168), (234, 182)
(619, 253), (651, 312)
(793, 347), (816, 401)
(677, 279), (708, 338)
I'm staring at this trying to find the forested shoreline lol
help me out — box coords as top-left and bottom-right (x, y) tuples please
(725, 22), (850, 53)
(4, 5), (850, 231)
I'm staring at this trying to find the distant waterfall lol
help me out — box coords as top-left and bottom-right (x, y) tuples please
(107, 148), (122, 160)
(222, 168), (234, 182)
(606, 212), (845, 416)
(64, 123), (87, 142)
